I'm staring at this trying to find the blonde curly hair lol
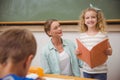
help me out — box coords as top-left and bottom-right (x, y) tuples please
(79, 8), (107, 33)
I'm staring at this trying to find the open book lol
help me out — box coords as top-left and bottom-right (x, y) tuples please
(76, 38), (109, 68)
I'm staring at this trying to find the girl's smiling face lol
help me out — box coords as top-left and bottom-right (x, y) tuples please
(84, 10), (97, 29)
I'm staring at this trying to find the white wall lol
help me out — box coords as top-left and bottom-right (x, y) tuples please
(31, 31), (120, 80)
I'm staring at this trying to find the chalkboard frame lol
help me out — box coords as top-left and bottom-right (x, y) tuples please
(0, 19), (120, 25)
(0, 0), (120, 22)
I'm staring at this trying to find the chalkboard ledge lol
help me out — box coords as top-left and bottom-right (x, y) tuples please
(0, 19), (120, 32)
(0, 19), (120, 25)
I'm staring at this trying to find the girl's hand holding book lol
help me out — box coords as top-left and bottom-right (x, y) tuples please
(104, 48), (112, 56)
(75, 49), (82, 55)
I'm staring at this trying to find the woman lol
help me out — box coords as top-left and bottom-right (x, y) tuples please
(40, 19), (80, 77)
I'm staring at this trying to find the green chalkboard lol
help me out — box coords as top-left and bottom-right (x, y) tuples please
(0, 0), (120, 22)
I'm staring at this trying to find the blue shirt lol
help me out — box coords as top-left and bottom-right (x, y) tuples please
(40, 39), (81, 77)
(0, 74), (34, 80)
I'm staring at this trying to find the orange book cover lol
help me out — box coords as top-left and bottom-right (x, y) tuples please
(76, 38), (109, 68)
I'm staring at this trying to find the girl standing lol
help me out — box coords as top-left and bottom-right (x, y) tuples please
(76, 8), (112, 80)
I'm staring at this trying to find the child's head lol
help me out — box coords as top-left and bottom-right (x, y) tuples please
(79, 7), (106, 32)
(0, 28), (37, 77)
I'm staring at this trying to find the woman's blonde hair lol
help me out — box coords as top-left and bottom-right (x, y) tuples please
(79, 8), (107, 33)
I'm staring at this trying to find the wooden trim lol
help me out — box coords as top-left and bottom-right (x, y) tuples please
(0, 19), (120, 25)
(44, 74), (94, 80)
(0, 24), (120, 32)
(0, 19), (120, 32)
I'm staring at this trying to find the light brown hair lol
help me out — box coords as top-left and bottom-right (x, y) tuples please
(0, 28), (37, 64)
(44, 19), (58, 37)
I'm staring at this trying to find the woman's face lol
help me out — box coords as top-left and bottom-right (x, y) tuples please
(84, 10), (97, 29)
(48, 21), (63, 37)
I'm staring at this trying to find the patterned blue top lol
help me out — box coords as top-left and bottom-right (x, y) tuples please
(40, 39), (81, 77)
(0, 74), (34, 80)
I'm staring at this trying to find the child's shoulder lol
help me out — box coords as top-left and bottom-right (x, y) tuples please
(98, 31), (108, 37)
(76, 32), (87, 39)
(99, 31), (107, 34)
